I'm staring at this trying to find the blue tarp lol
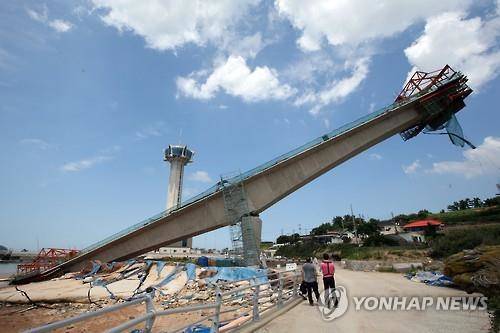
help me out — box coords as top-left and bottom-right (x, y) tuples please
(184, 324), (211, 333)
(196, 256), (209, 267)
(155, 264), (182, 288)
(205, 267), (268, 284)
(186, 263), (196, 281)
(406, 271), (454, 287)
(156, 261), (167, 276)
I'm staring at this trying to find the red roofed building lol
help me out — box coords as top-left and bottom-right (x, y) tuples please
(403, 219), (443, 233)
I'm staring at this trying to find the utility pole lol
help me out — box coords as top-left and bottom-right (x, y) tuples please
(351, 204), (358, 244)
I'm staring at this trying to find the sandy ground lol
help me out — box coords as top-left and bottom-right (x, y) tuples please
(0, 300), (248, 332)
(257, 266), (491, 333)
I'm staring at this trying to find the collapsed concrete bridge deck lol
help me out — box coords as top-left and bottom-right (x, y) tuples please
(27, 66), (472, 280)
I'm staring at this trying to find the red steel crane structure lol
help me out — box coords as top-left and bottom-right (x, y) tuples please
(17, 248), (79, 275)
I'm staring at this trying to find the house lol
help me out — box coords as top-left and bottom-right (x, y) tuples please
(300, 232), (344, 245)
(398, 219), (443, 243)
(402, 219), (443, 233)
(377, 220), (403, 235)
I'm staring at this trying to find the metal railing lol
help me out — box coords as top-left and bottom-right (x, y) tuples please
(25, 270), (301, 333)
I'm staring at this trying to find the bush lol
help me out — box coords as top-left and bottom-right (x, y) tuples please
(363, 234), (400, 247)
(430, 224), (500, 258)
(275, 241), (321, 258)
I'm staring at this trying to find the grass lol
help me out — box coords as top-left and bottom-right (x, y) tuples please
(429, 224), (500, 258)
(429, 205), (500, 224)
(275, 242), (428, 261)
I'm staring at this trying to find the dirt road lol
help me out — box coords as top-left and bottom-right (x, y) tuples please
(257, 266), (490, 333)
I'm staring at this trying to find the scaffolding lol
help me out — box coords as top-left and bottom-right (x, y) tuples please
(220, 173), (260, 266)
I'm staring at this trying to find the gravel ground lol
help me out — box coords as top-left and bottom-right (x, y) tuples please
(257, 266), (491, 333)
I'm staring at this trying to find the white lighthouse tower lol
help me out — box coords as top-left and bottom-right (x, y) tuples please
(164, 144), (194, 249)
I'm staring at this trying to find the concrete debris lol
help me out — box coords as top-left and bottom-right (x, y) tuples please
(0, 259), (294, 332)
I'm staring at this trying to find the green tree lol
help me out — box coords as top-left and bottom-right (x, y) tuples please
(417, 209), (430, 218)
(357, 221), (379, 237)
(471, 197), (482, 208)
(483, 196), (500, 207)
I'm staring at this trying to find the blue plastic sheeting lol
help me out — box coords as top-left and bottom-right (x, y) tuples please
(215, 258), (239, 267)
(205, 267), (268, 284)
(186, 263), (196, 281)
(184, 324), (211, 333)
(156, 261), (167, 276)
(196, 256), (209, 267)
(406, 271), (454, 287)
(155, 264), (182, 288)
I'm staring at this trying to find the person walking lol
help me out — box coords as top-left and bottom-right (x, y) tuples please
(320, 253), (337, 308)
(302, 257), (320, 306)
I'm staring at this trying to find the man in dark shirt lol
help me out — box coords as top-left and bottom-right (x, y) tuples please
(302, 257), (320, 305)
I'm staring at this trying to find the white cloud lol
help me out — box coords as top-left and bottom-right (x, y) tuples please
(176, 55), (295, 102)
(405, 10), (500, 89)
(224, 32), (265, 59)
(403, 160), (421, 174)
(369, 153), (383, 161)
(19, 138), (52, 150)
(61, 156), (113, 172)
(27, 6), (48, 23)
(26, 6), (74, 33)
(188, 170), (213, 183)
(427, 136), (500, 178)
(48, 19), (73, 33)
(135, 122), (166, 140)
(275, 0), (472, 51)
(91, 0), (260, 51)
(282, 51), (338, 84)
(274, 1), (488, 115)
(294, 57), (369, 114)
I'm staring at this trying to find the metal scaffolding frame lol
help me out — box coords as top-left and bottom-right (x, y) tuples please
(220, 173), (259, 266)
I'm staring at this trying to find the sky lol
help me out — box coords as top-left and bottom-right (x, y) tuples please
(1, 0), (499, 251)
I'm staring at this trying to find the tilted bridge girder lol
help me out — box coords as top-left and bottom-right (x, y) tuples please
(26, 66), (471, 280)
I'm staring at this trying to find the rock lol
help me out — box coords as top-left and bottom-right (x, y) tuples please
(82, 277), (94, 283)
(235, 281), (250, 287)
(230, 298), (243, 306)
(182, 292), (194, 299)
(194, 291), (210, 301)
(197, 279), (207, 289)
(178, 299), (189, 306)
(198, 269), (217, 279)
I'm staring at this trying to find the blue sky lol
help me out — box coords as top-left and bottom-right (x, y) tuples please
(1, 1), (499, 251)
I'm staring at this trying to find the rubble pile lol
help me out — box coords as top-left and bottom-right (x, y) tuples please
(0, 260), (279, 308)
